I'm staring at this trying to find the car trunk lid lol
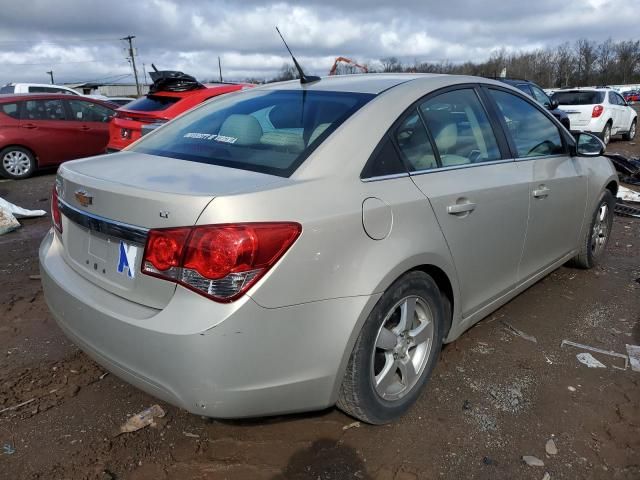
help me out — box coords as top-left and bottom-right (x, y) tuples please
(557, 104), (597, 128)
(56, 151), (283, 308)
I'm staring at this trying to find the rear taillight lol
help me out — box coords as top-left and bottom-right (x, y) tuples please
(51, 185), (62, 233)
(592, 105), (604, 118)
(142, 223), (301, 302)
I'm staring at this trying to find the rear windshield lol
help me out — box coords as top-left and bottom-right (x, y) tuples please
(0, 85), (15, 94)
(552, 91), (605, 105)
(131, 89), (374, 177)
(123, 95), (180, 112)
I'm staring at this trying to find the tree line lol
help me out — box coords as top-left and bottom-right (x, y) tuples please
(259, 38), (640, 88)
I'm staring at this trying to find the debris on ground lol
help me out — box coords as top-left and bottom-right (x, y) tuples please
(501, 321), (537, 343)
(542, 472), (551, 480)
(0, 197), (47, 235)
(342, 421), (361, 431)
(522, 455), (545, 467)
(576, 352), (607, 369)
(626, 344), (640, 372)
(2, 442), (16, 455)
(606, 153), (640, 185)
(28, 274), (41, 280)
(567, 386), (576, 392)
(118, 404), (166, 434)
(0, 398), (36, 415)
(545, 439), (558, 455)
(183, 431), (200, 438)
(561, 340), (629, 369)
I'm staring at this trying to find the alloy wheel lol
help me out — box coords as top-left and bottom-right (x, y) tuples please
(2, 150), (31, 177)
(371, 296), (434, 401)
(591, 202), (610, 257)
(630, 122), (637, 140)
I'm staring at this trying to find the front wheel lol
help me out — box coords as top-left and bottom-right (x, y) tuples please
(570, 190), (615, 269)
(337, 271), (444, 424)
(622, 119), (636, 141)
(0, 146), (36, 179)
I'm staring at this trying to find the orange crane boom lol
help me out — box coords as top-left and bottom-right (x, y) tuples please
(328, 57), (368, 76)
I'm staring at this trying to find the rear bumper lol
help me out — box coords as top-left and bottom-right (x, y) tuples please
(39, 230), (374, 418)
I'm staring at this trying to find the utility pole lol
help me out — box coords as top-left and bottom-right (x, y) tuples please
(121, 35), (141, 96)
(46, 70), (54, 84)
(218, 56), (223, 82)
(143, 63), (148, 87)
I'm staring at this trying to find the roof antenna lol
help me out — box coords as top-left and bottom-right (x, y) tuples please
(275, 26), (320, 84)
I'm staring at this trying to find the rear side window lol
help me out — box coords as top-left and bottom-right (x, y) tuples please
(362, 137), (406, 178)
(552, 91), (605, 105)
(394, 110), (437, 172)
(419, 89), (501, 167)
(23, 99), (66, 121)
(124, 95), (180, 112)
(1, 103), (20, 119)
(68, 100), (115, 122)
(489, 89), (564, 158)
(27, 86), (74, 94)
(132, 90), (373, 177)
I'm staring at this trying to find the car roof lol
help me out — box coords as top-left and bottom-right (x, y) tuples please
(256, 73), (515, 95)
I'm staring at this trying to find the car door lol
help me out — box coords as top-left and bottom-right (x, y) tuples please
(65, 99), (115, 157)
(485, 87), (588, 280)
(614, 92), (633, 131)
(19, 98), (78, 165)
(608, 92), (623, 133)
(400, 86), (530, 317)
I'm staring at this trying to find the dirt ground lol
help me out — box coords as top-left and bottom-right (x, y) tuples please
(1, 136), (639, 480)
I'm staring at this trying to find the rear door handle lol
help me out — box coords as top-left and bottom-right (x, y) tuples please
(447, 202), (477, 215)
(79, 125), (91, 131)
(21, 123), (37, 129)
(533, 186), (550, 198)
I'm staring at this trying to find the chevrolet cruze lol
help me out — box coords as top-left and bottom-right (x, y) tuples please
(40, 74), (618, 424)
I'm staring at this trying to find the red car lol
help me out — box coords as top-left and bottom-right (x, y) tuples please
(107, 82), (253, 151)
(0, 94), (116, 179)
(623, 91), (640, 103)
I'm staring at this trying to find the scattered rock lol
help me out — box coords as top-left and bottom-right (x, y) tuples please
(69, 385), (81, 397)
(118, 404), (166, 435)
(342, 421), (361, 431)
(462, 400), (471, 410)
(542, 472), (551, 480)
(482, 456), (493, 465)
(183, 431), (200, 438)
(545, 439), (558, 455)
(568, 386), (576, 392)
(28, 274), (41, 280)
(522, 455), (545, 467)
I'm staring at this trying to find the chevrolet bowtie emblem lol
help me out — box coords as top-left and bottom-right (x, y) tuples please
(74, 190), (93, 207)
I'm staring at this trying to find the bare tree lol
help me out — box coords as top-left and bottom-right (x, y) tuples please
(596, 38), (616, 85)
(576, 39), (597, 85)
(615, 40), (640, 84)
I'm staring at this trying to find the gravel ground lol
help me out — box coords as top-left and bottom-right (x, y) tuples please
(0, 135), (638, 480)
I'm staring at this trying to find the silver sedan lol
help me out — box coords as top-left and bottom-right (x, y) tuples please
(40, 74), (618, 424)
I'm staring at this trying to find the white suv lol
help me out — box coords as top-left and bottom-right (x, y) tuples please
(552, 88), (637, 144)
(0, 83), (80, 96)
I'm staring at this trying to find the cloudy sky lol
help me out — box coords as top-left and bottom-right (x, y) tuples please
(0, 0), (637, 85)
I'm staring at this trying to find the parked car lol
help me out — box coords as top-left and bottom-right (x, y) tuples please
(552, 88), (637, 144)
(85, 94), (135, 107)
(0, 94), (116, 179)
(623, 90), (640, 104)
(107, 71), (253, 151)
(493, 78), (571, 130)
(41, 74), (617, 424)
(0, 82), (80, 95)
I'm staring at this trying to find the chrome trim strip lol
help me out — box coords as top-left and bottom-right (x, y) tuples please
(361, 172), (410, 183)
(58, 199), (149, 244)
(408, 158), (514, 177)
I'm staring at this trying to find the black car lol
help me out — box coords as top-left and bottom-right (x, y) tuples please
(491, 78), (571, 131)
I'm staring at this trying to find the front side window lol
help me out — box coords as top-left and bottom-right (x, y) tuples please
(68, 100), (114, 122)
(131, 90), (374, 177)
(419, 89), (502, 167)
(489, 89), (564, 158)
(23, 99), (66, 121)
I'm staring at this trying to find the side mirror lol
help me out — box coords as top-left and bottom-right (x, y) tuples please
(547, 99), (559, 110)
(574, 132), (605, 157)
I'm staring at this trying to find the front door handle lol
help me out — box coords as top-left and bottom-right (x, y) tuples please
(533, 186), (550, 198)
(79, 125), (91, 131)
(21, 123), (37, 129)
(447, 202), (477, 215)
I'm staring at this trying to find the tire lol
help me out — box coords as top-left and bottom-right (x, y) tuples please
(599, 122), (612, 145)
(622, 119), (636, 141)
(570, 190), (615, 269)
(337, 271), (444, 424)
(0, 146), (36, 179)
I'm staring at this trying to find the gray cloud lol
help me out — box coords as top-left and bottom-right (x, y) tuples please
(0, 0), (637, 84)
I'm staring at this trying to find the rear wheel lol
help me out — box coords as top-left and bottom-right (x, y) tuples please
(337, 271), (444, 424)
(0, 146), (36, 179)
(570, 190), (615, 269)
(599, 122), (612, 145)
(622, 119), (636, 141)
